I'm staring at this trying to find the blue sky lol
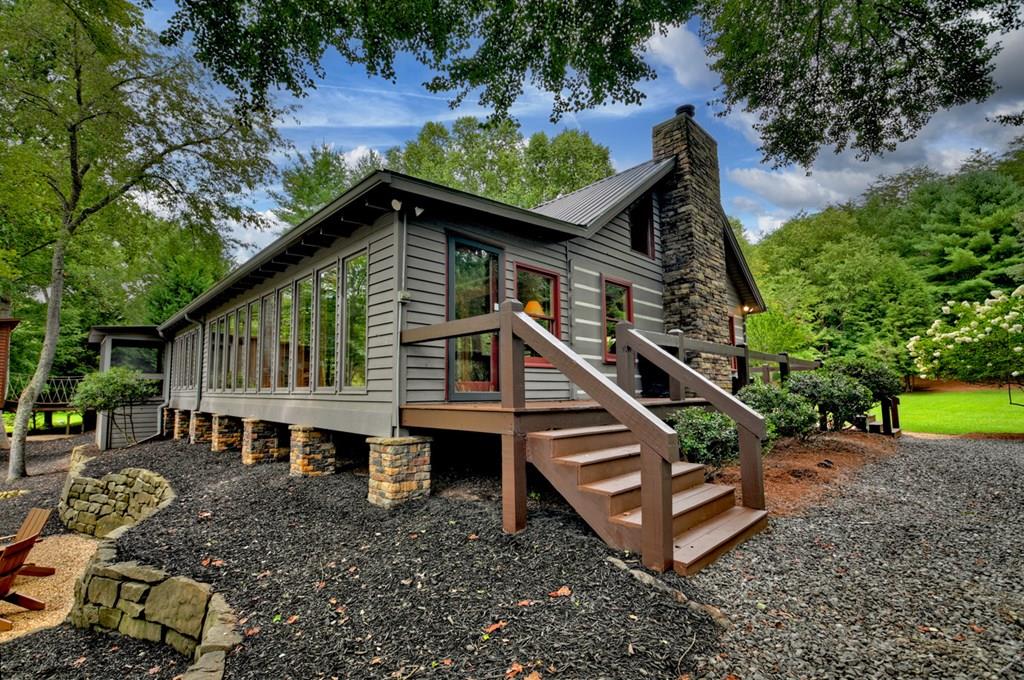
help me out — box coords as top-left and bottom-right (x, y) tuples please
(145, 7), (1024, 255)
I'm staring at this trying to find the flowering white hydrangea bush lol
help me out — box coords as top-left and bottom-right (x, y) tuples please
(907, 286), (1024, 394)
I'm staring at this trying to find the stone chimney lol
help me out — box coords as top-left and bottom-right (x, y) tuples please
(653, 105), (732, 386)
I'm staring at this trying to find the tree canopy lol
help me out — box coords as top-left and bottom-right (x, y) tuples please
(157, 0), (1023, 166)
(272, 117), (614, 226)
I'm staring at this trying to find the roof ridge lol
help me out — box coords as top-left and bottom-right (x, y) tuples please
(531, 158), (660, 210)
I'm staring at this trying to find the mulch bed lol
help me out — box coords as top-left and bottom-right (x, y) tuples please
(4, 437), (717, 679)
(0, 433), (92, 537)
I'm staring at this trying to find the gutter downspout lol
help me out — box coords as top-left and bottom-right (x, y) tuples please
(156, 326), (171, 438)
(390, 210), (407, 436)
(184, 313), (205, 413)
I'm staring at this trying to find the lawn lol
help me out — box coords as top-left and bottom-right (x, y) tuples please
(873, 388), (1024, 435)
(3, 410), (83, 434)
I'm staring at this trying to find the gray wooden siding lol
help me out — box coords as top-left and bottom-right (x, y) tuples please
(165, 215), (397, 437)
(566, 199), (665, 397)
(107, 400), (162, 448)
(726, 279), (747, 345)
(402, 215), (573, 403)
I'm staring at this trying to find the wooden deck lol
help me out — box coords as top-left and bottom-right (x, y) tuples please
(400, 397), (705, 435)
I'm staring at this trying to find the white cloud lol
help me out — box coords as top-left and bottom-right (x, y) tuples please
(647, 24), (717, 92)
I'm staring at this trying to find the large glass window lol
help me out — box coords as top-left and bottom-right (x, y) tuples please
(247, 301), (260, 390)
(316, 266), (338, 389)
(208, 325), (217, 389)
(225, 313), (235, 390)
(449, 239), (500, 396)
(277, 286), (293, 389)
(295, 276), (313, 389)
(216, 317), (227, 390)
(260, 294), (275, 389)
(235, 308), (246, 389)
(343, 252), (368, 388)
(516, 264), (559, 367)
(603, 278), (633, 362)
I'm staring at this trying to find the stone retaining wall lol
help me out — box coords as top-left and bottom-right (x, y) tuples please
(70, 531), (240, 680)
(58, 450), (175, 538)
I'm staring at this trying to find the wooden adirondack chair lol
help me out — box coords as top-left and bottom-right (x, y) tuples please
(0, 508), (56, 578)
(0, 535), (47, 631)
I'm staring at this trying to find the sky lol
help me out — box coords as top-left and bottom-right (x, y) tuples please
(145, 7), (1024, 256)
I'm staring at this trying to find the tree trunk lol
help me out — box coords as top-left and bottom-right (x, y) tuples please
(8, 236), (67, 481)
(0, 297), (10, 450)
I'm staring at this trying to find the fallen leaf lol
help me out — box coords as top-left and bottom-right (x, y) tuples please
(200, 557), (211, 567)
(211, 559), (225, 567)
(468, 533), (479, 541)
(724, 675), (740, 680)
(400, 578), (413, 586)
(256, 570), (272, 580)
(483, 620), (508, 634)
(506, 661), (524, 678)
(525, 672), (542, 680)
(408, 533), (418, 539)
(147, 667), (161, 675)
(516, 599), (534, 607)
(970, 624), (985, 633)
(72, 657), (87, 668)
(285, 615), (299, 625)
(548, 586), (572, 598)
(328, 597), (337, 604)
(370, 657), (383, 665)
(197, 511), (213, 518)
(441, 658), (453, 666)
(315, 580), (326, 590)
(244, 626), (261, 637)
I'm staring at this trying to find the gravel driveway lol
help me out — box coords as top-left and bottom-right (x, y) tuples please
(681, 434), (1024, 679)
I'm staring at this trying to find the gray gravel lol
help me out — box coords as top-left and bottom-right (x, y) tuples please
(678, 434), (1024, 679)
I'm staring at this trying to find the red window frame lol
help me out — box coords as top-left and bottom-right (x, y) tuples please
(601, 275), (634, 363)
(514, 262), (561, 368)
(728, 314), (737, 370)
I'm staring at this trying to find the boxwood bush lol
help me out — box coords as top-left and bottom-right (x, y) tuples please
(826, 356), (902, 402)
(785, 371), (872, 430)
(666, 408), (738, 475)
(737, 382), (819, 446)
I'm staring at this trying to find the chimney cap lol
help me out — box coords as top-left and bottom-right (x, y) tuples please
(676, 103), (696, 118)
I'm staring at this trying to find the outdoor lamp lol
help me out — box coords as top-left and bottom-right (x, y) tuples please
(524, 299), (544, 317)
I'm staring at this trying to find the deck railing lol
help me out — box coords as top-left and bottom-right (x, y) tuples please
(401, 300), (681, 570)
(617, 323), (767, 511)
(5, 374), (83, 407)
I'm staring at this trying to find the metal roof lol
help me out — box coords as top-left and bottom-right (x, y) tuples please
(531, 159), (674, 230)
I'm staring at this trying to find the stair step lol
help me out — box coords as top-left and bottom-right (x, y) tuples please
(528, 425), (637, 456)
(581, 462), (705, 514)
(611, 483), (735, 535)
(555, 444), (641, 483)
(867, 422), (901, 436)
(673, 506), (768, 575)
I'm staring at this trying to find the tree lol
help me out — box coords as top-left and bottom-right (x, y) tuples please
(141, 228), (232, 323)
(271, 143), (383, 226)
(908, 287), (1024, 404)
(159, 0), (1022, 166)
(0, 0), (281, 480)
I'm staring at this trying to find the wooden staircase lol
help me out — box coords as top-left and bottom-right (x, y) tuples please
(527, 423), (768, 575)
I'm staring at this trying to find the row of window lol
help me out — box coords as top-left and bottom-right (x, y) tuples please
(171, 250), (368, 395)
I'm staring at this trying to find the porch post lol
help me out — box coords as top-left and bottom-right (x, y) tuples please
(499, 300), (525, 409)
(615, 321), (635, 396)
(501, 432), (527, 533)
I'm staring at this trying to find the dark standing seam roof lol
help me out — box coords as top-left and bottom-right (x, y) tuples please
(531, 159), (675, 228)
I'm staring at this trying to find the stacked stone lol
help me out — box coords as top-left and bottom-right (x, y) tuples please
(367, 436), (432, 508)
(189, 411), (213, 445)
(71, 546), (241, 676)
(58, 467), (174, 537)
(241, 418), (289, 465)
(173, 409), (189, 440)
(652, 106), (733, 389)
(211, 414), (242, 453)
(288, 426), (336, 477)
(161, 407), (175, 438)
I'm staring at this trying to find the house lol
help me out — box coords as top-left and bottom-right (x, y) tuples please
(104, 105), (771, 575)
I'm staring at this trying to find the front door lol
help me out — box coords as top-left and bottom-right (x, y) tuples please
(448, 237), (503, 400)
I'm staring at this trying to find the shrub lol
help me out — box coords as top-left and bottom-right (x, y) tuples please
(71, 367), (158, 444)
(666, 408), (738, 474)
(786, 371), (872, 430)
(827, 356), (902, 402)
(737, 382), (818, 445)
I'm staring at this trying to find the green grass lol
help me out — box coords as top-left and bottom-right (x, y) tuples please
(871, 389), (1024, 435)
(3, 410), (83, 434)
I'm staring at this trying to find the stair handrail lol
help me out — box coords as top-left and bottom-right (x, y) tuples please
(617, 322), (767, 511)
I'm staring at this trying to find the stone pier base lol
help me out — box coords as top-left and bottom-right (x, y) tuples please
(161, 407), (175, 438)
(289, 426), (336, 477)
(173, 410), (190, 441)
(189, 412), (212, 446)
(241, 419), (289, 465)
(211, 414), (243, 453)
(367, 436), (432, 508)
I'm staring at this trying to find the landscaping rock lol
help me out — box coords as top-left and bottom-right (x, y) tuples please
(118, 615), (162, 642)
(165, 629), (198, 657)
(145, 576), (211, 638)
(86, 577), (119, 607)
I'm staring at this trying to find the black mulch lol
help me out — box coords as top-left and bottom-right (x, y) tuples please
(0, 433), (92, 537)
(6, 436), (717, 679)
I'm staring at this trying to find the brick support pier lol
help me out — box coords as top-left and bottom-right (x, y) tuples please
(367, 436), (432, 508)
(289, 426), (336, 477)
(189, 411), (212, 446)
(211, 414), (243, 453)
(173, 410), (189, 441)
(161, 407), (174, 438)
(240, 419), (289, 465)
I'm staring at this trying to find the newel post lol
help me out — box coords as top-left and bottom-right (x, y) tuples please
(880, 396), (893, 435)
(738, 426), (766, 510)
(778, 352), (791, 383)
(891, 396), (901, 429)
(499, 299), (525, 409)
(639, 444), (673, 572)
(615, 321), (636, 396)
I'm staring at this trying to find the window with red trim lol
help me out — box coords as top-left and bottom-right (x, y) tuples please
(516, 263), (560, 367)
(602, 277), (633, 362)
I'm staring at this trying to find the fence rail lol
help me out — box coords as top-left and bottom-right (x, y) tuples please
(4, 374), (83, 407)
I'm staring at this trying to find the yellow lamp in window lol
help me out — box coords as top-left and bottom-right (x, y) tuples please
(524, 299), (545, 317)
